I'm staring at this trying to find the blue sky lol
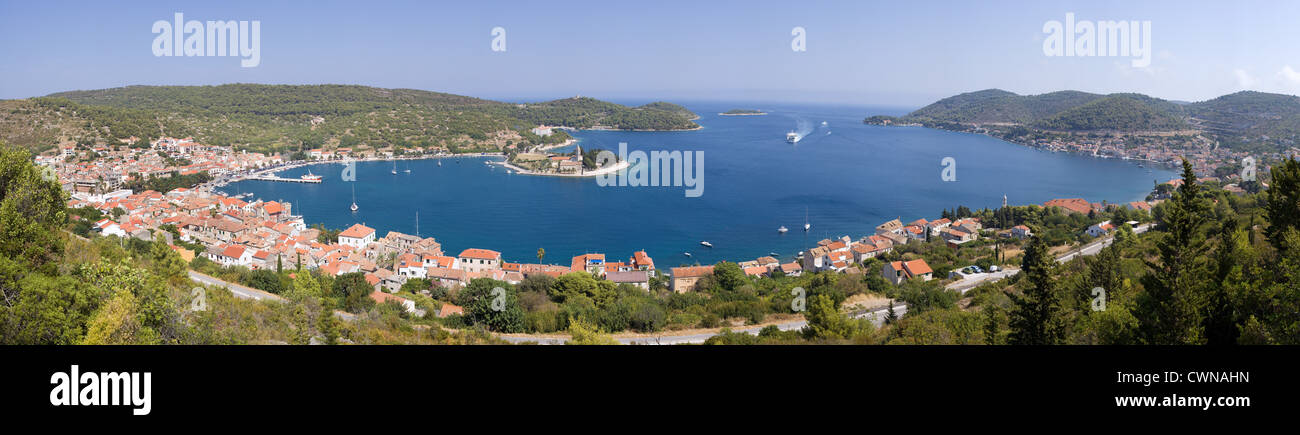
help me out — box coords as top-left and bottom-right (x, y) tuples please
(2, 0), (1299, 106)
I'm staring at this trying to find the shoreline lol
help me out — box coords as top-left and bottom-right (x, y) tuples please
(870, 121), (1184, 170)
(203, 152), (504, 191)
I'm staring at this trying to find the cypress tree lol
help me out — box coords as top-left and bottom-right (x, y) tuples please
(1137, 158), (1210, 344)
(1008, 233), (1064, 344)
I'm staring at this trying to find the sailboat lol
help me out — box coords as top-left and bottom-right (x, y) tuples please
(415, 211), (419, 237)
(350, 185), (358, 212)
(437, 160), (442, 167)
(803, 208), (811, 231)
(391, 160), (398, 175)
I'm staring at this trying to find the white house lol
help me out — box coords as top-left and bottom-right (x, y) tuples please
(458, 249), (502, 273)
(1086, 221), (1116, 238)
(338, 223), (376, 249)
(94, 219), (127, 238)
(209, 244), (253, 267)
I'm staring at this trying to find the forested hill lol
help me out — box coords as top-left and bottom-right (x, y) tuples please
(865, 88), (1300, 152)
(0, 84), (699, 154)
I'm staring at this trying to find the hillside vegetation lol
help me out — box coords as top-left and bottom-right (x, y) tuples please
(867, 88), (1300, 152)
(0, 84), (699, 155)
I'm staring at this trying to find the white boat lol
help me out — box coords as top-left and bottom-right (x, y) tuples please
(804, 208), (811, 231)
(769, 252), (779, 257)
(786, 131), (801, 143)
(391, 161), (398, 175)
(700, 241), (713, 248)
(300, 170), (322, 181)
(684, 252), (692, 257)
(778, 226), (788, 233)
(821, 121), (828, 126)
(437, 160), (442, 167)
(350, 185), (358, 212)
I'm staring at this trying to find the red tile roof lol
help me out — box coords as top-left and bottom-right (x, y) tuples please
(903, 259), (932, 276)
(1043, 198), (1092, 214)
(671, 265), (714, 278)
(221, 244), (245, 259)
(458, 248), (501, 261)
(338, 223), (375, 239)
(632, 250), (654, 269)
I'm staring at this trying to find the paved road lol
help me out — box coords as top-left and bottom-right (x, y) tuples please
(946, 269), (1020, 293)
(187, 270), (356, 320)
(188, 270), (283, 301)
(500, 303), (908, 345)
(1056, 223), (1152, 264)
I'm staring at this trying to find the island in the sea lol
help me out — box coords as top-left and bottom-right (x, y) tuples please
(719, 108), (766, 116)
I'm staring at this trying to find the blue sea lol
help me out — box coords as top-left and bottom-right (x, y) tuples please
(220, 101), (1176, 267)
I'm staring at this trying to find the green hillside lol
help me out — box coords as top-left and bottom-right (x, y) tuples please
(0, 84), (699, 155)
(904, 89), (1106, 124)
(1032, 94), (1189, 131)
(866, 88), (1300, 152)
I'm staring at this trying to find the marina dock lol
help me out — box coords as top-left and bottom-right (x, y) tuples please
(247, 175), (322, 183)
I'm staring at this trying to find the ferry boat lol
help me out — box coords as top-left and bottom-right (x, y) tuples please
(700, 241), (713, 248)
(300, 170), (322, 182)
(786, 131), (801, 143)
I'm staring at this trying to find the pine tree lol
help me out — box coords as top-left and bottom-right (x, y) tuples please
(318, 310), (339, 345)
(1008, 234), (1064, 344)
(884, 301), (898, 325)
(1265, 157), (1300, 255)
(1137, 158), (1210, 344)
(983, 304), (1007, 345)
(1204, 217), (1243, 345)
